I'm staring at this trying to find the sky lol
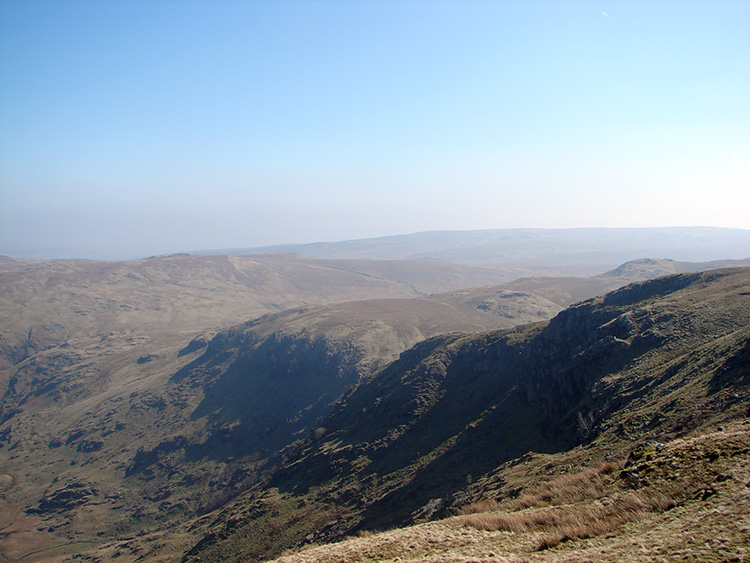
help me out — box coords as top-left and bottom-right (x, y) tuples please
(1, 0), (748, 260)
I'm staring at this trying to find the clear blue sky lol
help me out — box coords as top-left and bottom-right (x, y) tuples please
(1, 0), (748, 259)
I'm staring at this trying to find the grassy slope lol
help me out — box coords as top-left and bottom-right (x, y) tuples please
(268, 421), (750, 563)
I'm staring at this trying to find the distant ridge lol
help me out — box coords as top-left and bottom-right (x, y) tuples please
(195, 227), (750, 275)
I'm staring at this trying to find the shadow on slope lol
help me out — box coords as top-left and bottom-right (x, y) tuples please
(259, 269), (750, 543)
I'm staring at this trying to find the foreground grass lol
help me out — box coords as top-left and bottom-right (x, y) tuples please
(457, 460), (693, 550)
(268, 423), (750, 563)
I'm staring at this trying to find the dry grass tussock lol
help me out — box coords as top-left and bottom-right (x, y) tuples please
(513, 461), (616, 509)
(457, 461), (616, 517)
(458, 461), (692, 550)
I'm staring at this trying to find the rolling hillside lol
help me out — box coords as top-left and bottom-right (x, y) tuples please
(0, 252), (532, 371)
(1, 255), (747, 562)
(0, 254), (628, 562)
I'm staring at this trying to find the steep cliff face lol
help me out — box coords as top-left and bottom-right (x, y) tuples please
(292, 269), (749, 475)
(176, 269), (749, 563)
(515, 270), (750, 445)
(168, 320), (376, 462)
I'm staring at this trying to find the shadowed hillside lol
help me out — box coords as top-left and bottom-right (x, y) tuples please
(266, 421), (750, 563)
(162, 284), (598, 466)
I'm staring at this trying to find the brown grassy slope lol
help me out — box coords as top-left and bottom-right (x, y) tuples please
(3, 259), (745, 563)
(166, 268), (750, 563)
(0, 252), (583, 422)
(267, 422), (750, 563)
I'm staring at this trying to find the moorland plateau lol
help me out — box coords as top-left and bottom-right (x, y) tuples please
(0, 228), (749, 562)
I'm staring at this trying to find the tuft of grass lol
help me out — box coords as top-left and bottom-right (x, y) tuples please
(459, 461), (691, 551)
(512, 461), (616, 509)
(455, 498), (501, 516)
(532, 486), (683, 550)
(457, 462), (617, 516)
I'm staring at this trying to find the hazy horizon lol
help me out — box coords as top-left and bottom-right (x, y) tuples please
(2, 1), (749, 260)
(1, 225), (748, 264)
(5, 224), (750, 262)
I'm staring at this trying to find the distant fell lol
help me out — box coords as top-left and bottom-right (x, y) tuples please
(599, 256), (750, 280)
(198, 227), (750, 275)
